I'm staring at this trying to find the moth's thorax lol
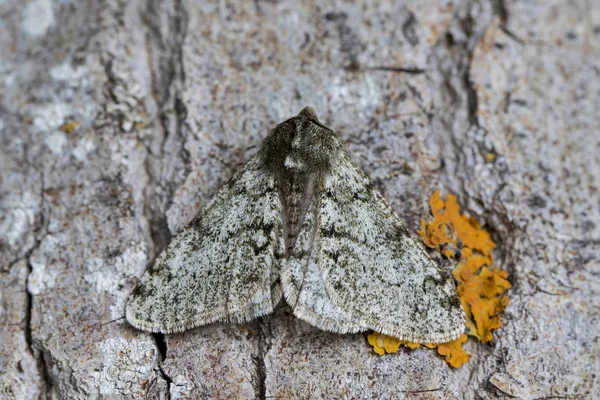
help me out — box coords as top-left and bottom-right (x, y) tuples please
(260, 107), (339, 252)
(261, 107), (340, 175)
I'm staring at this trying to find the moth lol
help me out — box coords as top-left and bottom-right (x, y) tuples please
(126, 107), (464, 343)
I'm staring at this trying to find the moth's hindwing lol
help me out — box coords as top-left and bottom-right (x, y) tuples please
(281, 197), (368, 334)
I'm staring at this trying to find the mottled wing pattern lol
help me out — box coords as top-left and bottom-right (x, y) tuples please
(317, 150), (465, 343)
(281, 199), (367, 333)
(126, 154), (284, 333)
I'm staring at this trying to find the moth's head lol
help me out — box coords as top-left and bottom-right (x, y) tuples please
(262, 107), (340, 173)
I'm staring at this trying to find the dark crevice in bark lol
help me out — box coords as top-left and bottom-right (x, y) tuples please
(24, 273), (34, 355)
(20, 229), (40, 358)
(457, 8), (480, 129)
(100, 316), (126, 326)
(154, 333), (168, 360)
(6, 251), (36, 361)
(157, 366), (173, 400)
(463, 66), (479, 128)
(100, 57), (126, 126)
(401, 387), (442, 394)
(153, 333), (173, 400)
(24, 260), (55, 399)
(491, 0), (524, 44)
(252, 317), (273, 400)
(21, 165), (53, 398)
(500, 26), (525, 45)
(364, 66), (426, 74)
(38, 350), (55, 400)
(491, 0), (508, 23)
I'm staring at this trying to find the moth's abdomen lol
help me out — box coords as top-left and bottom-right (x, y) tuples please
(280, 175), (317, 253)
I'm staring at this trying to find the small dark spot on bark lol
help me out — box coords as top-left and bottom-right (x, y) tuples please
(527, 194), (547, 209)
(401, 12), (419, 46)
(373, 145), (387, 156)
(582, 220), (595, 232)
(324, 11), (347, 21)
(344, 60), (361, 72)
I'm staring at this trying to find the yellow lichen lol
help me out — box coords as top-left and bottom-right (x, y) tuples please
(61, 121), (78, 134)
(484, 152), (497, 162)
(367, 333), (471, 369)
(456, 266), (511, 342)
(419, 191), (495, 257)
(435, 334), (470, 368)
(367, 332), (386, 355)
(368, 190), (511, 367)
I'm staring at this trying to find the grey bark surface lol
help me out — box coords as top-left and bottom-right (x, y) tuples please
(1, 0), (598, 399)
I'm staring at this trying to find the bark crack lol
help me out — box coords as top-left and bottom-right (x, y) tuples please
(364, 66), (426, 74)
(22, 165), (54, 398)
(153, 333), (173, 400)
(253, 317), (273, 400)
(400, 387), (442, 394)
(463, 58), (479, 128)
(491, 0), (525, 44)
(37, 350), (54, 400)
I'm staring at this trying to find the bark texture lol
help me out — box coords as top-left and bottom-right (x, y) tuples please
(1, 0), (598, 399)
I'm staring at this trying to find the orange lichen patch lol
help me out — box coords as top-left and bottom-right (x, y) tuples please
(435, 334), (470, 368)
(367, 332), (405, 355)
(457, 267), (511, 342)
(452, 254), (492, 282)
(367, 332), (386, 355)
(419, 190), (510, 344)
(402, 340), (421, 350)
(419, 191), (495, 257)
(366, 333), (471, 369)
(368, 191), (510, 367)
(61, 121), (78, 134)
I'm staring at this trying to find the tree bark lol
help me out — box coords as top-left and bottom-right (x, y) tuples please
(1, 0), (598, 398)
